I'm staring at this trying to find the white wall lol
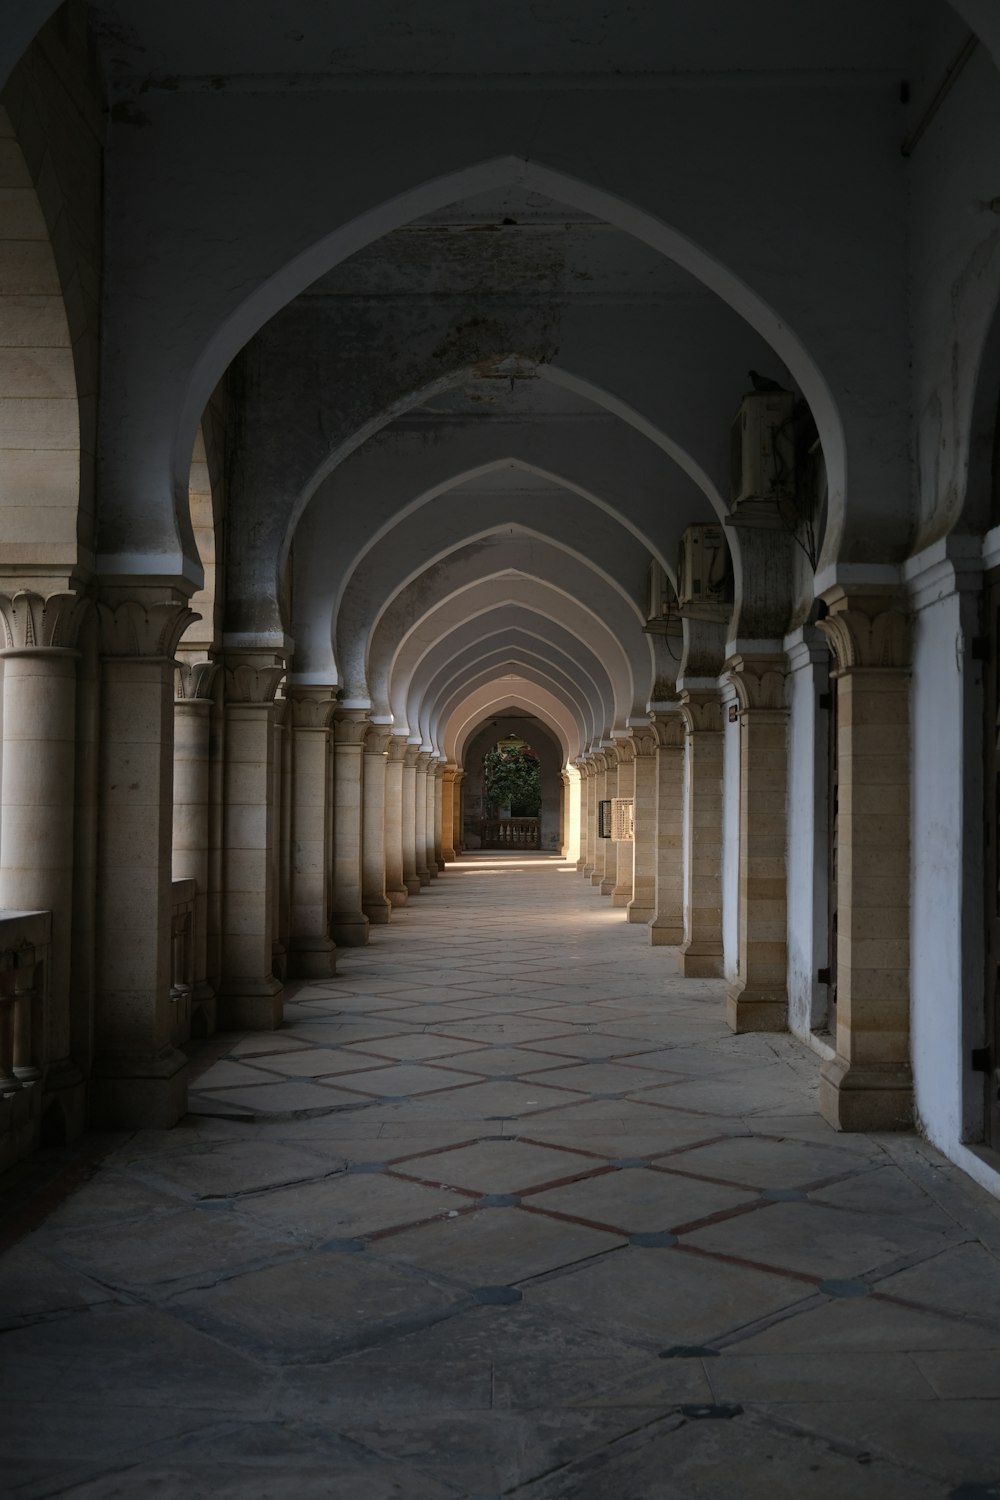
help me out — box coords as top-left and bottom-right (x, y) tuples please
(906, 539), (1000, 1200)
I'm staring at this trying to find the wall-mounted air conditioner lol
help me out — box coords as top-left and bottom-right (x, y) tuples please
(730, 390), (796, 519)
(677, 524), (728, 620)
(643, 558), (678, 635)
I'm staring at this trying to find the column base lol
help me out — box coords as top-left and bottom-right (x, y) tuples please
(330, 911), (370, 946)
(726, 979), (788, 1033)
(590, 871), (603, 886)
(387, 886), (409, 907)
(442, 847), (456, 863)
(612, 887), (631, 908)
(404, 876), (421, 896)
(90, 1046), (188, 1129)
(190, 982), (218, 1040)
(435, 857), (446, 872)
(425, 863), (438, 880)
(627, 903), (655, 924)
(819, 1056), (914, 1132)
(599, 877), (615, 896)
(649, 919), (683, 946)
(363, 896), (392, 925)
(288, 938), (338, 979)
(416, 867), (431, 886)
(218, 975), (283, 1031)
(271, 942), (288, 982)
(41, 1060), (88, 1145)
(679, 940), (724, 978)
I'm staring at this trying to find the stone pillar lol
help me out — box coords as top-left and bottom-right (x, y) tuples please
(679, 689), (725, 977)
(453, 769), (466, 854)
(173, 657), (219, 1035)
(414, 752), (432, 886)
(285, 686), (337, 977)
(401, 745), (421, 895)
(270, 697), (288, 982)
(647, 712), (685, 945)
(559, 771), (571, 856)
(590, 754), (607, 886)
(612, 740), (635, 907)
(818, 592), (912, 1131)
(725, 654), (790, 1033)
(432, 762), (445, 871)
(582, 759), (598, 877)
(441, 765), (458, 862)
(384, 736), (409, 906)
(0, 590), (89, 1137)
(92, 592), (197, 1126)
(627, 728), (657, 923)
(600, 752), (619, 896)
(362, 727), (392, 924)
(218, 651), (285, 1029)
(330, 709), (371, 945)
(422, 757), (438, 879)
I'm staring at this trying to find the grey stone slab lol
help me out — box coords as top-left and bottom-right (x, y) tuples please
(0, 1243), (112, 1329)
(516, 1408), (942, 1500)
(43, 1206), (300, 1293)
(731, 1293), (1000, 1354)
(707, 1349), (937, 1403)
(781, 1399), (1000, 1484)
(233, 1169), (465, 1239)
(136, 1140), (341, 1200)
(340, 1033), (487, 1062)
(529, 1166), (756, 1234)
(671, 1135), (884, 1191)
(914, 1348), (1000, 1398)
(56, 1457), (459, 1499)
(193, 1079), (375, 1114)
(525, 1061), (686, 1094)
(874, 1242), (1000, 1321)
(528, 1244), (812, 1346)
(394, 1138), (602, 1194)
(235, 1046), (403, 1078)
(684, 1198), (961, 1281)
(0, 1400), (223, 1466)
(32, 1170), (187, 1231)
(0, 1305), (274, 1410)
(190, 1059), (281, 1090)
(381, 1205), (624, 1283)
(226, 1033), (313, 1058)
(172, 1251), (467, 1363)
(331, 1061), (486, 1098)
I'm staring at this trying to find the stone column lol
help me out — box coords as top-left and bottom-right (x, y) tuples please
(582, 758), (598, 878)
(0, 590), (89, 1137)
(270, 697), (288, 982)
(679, 689), (725, 977)
(818, 592), (912, 1130)
(612, 740), (635, 907)
(173, 657), (219, 1035)
(725, 653), (790, 1033)
(401, 745), (421, 895)
(285, 686), (337, 976)
(384, 736), (409, 906)
(575, 761), (590, 874)
(330, 709), (371, 945)
(600, 752), (619, 896)
(590, 753), (607, 886)
(559, 771), (570, 856)
(362, 726), (392, 925)
(414, 751), (432, 885)
(627, 728), (657, 923)
(647, 711), (685, 945)
(422, 757), (439, 879)
(441, 765), (458, 861)
(218, 651), (285, 1029)
(432, 762), (445, 872)
(92, 592), (197, 1126)
(453, 769), (466, 854)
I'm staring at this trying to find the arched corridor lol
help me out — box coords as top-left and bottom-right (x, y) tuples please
(3, 859), (1000, 1494)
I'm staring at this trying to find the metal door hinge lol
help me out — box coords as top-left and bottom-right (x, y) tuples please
(970, 1047), (991, 1073)
(817, 966), (832, 985)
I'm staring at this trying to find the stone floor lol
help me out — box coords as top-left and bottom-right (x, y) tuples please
(3, 853), (1000, 1498)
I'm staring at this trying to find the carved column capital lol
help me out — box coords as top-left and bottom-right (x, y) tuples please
(365, 727), (392, 757)
(403, 744), (420, 769)
(725, 652), (788, 713)
(680, 689), (724, 734)
(174, 656), (219, 702)
(285, 686), (337, 730)
(333, 707), (371, 746)
(386, 736), (409, 765)
(818, 590), (911, 673)
(97, 596), (198, 659)
(649, 709), (686, 749)
(415, 750), (434, 772)
(613, 738), (636, 766)
(628, 726), (659, 759)
(442, 764), (459, 785)
(0, 589), (90, 654)
(223, 651), (286, 705)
